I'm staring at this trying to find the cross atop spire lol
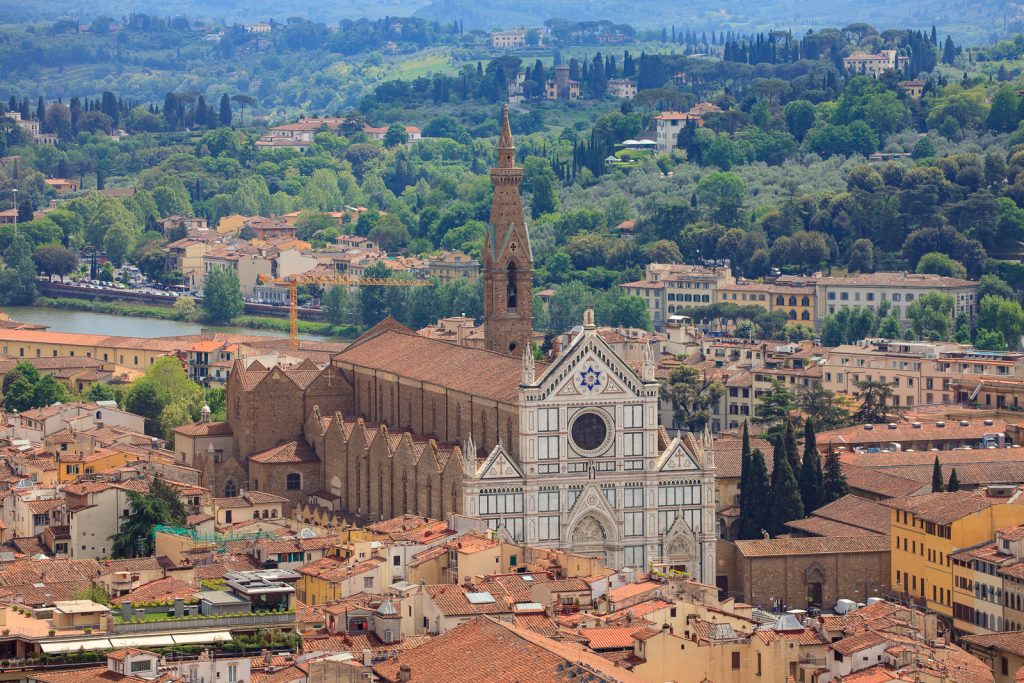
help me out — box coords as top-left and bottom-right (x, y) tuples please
(497, 105), (516, 168)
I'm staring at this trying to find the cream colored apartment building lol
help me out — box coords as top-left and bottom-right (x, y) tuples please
(822, 339), (1024, 409)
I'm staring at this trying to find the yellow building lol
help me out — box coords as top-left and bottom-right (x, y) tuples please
(768, 283), (816, 324)
(296, 555), (389, 606)
(56, 447), (130, 482)
(0, 329), (183, 373)
(886, 490), (1024, 621)
(216, 214), (247, 234)
(717, 281), (771, 311)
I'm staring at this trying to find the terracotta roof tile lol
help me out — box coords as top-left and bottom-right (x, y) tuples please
(882, 490), (1000, 525)
(173, 421), (233, 437)
(803, 494), (892, 534)
(606, 580), (662, 603)
(962, 631), (1024, 657)
(581, 623), (656, 650)
(120, 577), (199, 604)
(373, 617), (646, 683)
(734, 536), (891, 558)
(335, 323), (543, 404)
(423, 584), (514, 617)
(248, 440), (320, 464)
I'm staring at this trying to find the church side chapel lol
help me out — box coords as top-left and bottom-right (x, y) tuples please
(188, 108), (716, 578)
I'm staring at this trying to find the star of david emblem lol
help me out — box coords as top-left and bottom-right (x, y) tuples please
(579, 365), (601, 392)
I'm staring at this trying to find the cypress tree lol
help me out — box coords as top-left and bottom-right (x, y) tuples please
(741, 448), (772, 539)
(771, 445), (803, 536)
(738, 421), (752, 526)
(784, 419), (800, 475)
(822, 448), (848, 504)
(798, 418), (824, 514)
(770, 434), (787, 490)
(947, 468), (960, 492)
(219, 94), (232, 127)
(931, 456), (944, 493)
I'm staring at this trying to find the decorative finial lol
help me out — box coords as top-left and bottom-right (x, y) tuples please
(583, 307), (596, 329)
(521, 348), (536, 386)
(642, 342), (655, 382)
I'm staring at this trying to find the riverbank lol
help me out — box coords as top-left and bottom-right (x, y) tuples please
(31, 297), (361, 339)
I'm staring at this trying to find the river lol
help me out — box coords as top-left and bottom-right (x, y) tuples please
(3, 306), (337, 342)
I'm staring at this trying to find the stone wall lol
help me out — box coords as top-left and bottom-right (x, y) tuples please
(720, 540), (890, 611)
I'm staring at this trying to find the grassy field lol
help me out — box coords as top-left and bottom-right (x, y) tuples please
(391, 50), (458, 79)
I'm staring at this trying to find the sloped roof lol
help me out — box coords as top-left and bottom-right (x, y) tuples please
(335, 319), (539, 404)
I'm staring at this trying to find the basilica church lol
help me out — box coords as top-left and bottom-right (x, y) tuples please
(185, 109), (717, 579)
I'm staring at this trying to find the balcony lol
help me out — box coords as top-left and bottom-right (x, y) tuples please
(799, 654), (827, 669)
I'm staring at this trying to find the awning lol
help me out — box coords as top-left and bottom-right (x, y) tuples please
(41, 638), (111, 653)
(172, 631), (233, 645)
(108, 635), (175, 648)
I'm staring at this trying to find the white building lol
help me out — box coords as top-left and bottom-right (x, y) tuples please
(491, 29), (527, 48)
(459, 310), (717, 580)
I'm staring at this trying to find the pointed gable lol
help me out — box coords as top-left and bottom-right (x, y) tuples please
(476, 444), (524, 480)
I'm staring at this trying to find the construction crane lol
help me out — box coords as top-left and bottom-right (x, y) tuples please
(258, 273), (430, 350)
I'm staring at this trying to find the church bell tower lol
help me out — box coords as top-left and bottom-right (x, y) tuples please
(484, 106), (533, 356)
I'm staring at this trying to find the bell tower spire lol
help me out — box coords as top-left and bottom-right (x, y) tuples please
(484, 106), (533, 356)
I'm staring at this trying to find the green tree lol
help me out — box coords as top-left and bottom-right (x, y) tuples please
(911, 135), (936, 159)
(931, 456), (944, 493)
(978, 275), (1015, 302)
(323, 285), (356, 326)
(383, 124), (408, 148)
(739, 448), (772, 540)
(547, 281), (596, 333)
(784, 100), (816, 141)
(124, 356), (204, 437)
(877, 314), (901, 339)
(853, 379), (903, 423)
(975, 328), (1010, 351)
(202, 267), (244, 324)
(0, 233), (39, 305)
(987, 86), (1021, 133)
(846, 239), (874, 273)
(159, 401), (196, 447)
(696, 172), (746, 225)
(152, 182), (193, 218)
(915, 252), (967, 279)
(977, 295), (1024, 350)
(295, 211), (338, 241)
(659, 365), (725, 433)
(771, 435), (803, 536)
(798, 418), (824, 514)
(110, 475), (187, 558)
(753, 378), (796, 434)
(219, 94), (232, 127)
(32, 245), (78, 282)
(31, 375), (70, 408)
(907, 291), (954, 341)
(821, 448), (849, 505)
(798, 385), (851, 430)
(85, 383), (116, 402)
(947, 468), (960, 492)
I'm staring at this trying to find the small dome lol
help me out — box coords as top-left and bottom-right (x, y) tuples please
(201, 404), (211, 414)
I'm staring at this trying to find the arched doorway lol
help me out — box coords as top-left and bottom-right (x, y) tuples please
(570, 515), (609, 564)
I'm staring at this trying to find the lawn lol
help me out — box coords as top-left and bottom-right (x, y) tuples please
(392, 50), (458, 79)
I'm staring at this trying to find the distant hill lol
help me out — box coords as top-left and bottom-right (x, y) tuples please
(0, 0), (1015, 43)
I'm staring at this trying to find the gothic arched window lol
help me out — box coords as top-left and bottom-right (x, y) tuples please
(506, 262), (518, 309)
(224, 480), (237, 497)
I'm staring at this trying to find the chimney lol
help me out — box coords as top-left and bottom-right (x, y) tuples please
(397, 664), (412, 682)
(362, 648), (372, 666)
